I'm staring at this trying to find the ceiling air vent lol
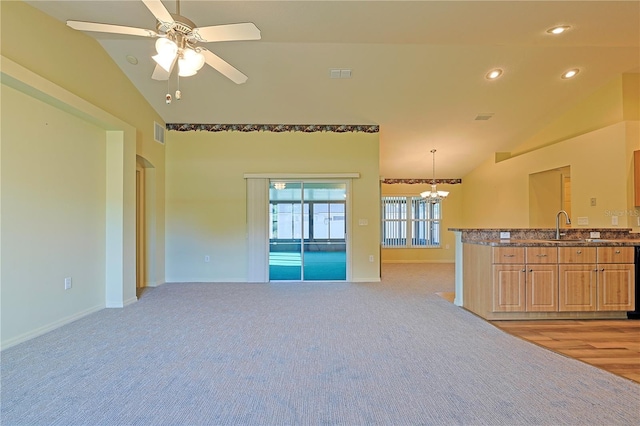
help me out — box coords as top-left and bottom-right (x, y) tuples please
(475, 113), (495, 121)
(154, 122), (165, 144)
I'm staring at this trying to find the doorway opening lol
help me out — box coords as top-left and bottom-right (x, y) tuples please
(529, 166), (571, 227)
(269, 181), (347, 281)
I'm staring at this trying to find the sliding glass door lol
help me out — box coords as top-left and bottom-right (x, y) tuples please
(269, 181), (346, 281)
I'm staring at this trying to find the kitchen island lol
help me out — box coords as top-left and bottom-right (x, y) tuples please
(450, 228), (639, 320)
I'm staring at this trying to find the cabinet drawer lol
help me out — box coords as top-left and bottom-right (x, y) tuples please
(597, 247), (634, 264)
(559, 247), (596, 264)
(526, 247), (557, 264)
(492, 247), (525, 264)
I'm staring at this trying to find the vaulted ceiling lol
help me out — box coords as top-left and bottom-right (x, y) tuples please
(26, 0), (640, 179)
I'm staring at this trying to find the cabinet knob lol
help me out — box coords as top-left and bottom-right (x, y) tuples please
(522, 269), (526, 272)
(529, 269), (533, 272)
(615, 250), (621, 254)
(576, 250), (582, 254)
(601, 268), (605, 272)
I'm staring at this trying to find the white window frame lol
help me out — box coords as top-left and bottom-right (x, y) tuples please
(381, 195), (442, 248)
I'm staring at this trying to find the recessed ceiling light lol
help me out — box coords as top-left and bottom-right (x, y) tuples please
(547, 25), (571, 35)
(486, 69), (503, 80)
(125, 55), (138, 65)
(561, 68), (580, 79)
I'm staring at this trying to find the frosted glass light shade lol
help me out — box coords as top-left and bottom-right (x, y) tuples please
(178, 48), (205, 77)
(153, 52), (176, 72)
(152, 38), (178, 72)
(420, 184), (449, 201)
(155, 38), (177, 56)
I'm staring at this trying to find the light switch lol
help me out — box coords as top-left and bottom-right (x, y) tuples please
(611, 215), (619, 226)
(577, 217), (589, 225)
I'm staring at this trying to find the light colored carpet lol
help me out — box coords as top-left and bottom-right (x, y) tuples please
(2, 263), (639, 425)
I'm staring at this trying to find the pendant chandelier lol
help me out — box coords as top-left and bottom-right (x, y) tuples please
(420, 149), (449, 203)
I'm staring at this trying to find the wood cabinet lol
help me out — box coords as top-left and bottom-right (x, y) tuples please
(558, 247), (634, 312)
(597, 247), (634, 311)
(492, 246), (558, 312)
(462, 242), (635, 320)
(635, 150), (640, 206)
(558, 247), (597, 311)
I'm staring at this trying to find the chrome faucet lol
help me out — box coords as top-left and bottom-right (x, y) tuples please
(555, 210), (571, 239)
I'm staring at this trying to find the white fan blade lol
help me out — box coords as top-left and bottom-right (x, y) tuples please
(201, 48), (248, 84)
(192, 23), (261, 43)
(151, 64), (171, 81)
(67, 20), (158, 37)
(141, 0), (174, 25)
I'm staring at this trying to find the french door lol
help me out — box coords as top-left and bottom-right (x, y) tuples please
(269, 181), (347, 281)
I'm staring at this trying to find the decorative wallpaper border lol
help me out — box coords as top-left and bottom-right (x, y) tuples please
(166, 123), (379, 133)
(381, 178), (462, 185)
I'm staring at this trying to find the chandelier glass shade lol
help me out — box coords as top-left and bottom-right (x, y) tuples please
(420, 149), (449, 202)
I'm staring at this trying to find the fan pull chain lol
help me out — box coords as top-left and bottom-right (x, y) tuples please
(176, 74), (181, 100)
(166, 77), (172, 104)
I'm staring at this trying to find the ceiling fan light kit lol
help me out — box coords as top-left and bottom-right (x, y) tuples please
(66, 0), (261, 101)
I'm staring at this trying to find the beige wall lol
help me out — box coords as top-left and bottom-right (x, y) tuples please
(1, 1), (164, 348)
(1, 85), (107, 346)
(165, 130), (380, 282)
(1, 0), (166, 286)
(510, 74), (627, 156)
(462, 121), (639, 229)
(381, 183), (462, 263)
(461, 74), (639, 230)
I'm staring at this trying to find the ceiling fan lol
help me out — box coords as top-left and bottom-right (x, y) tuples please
(66, 0), (261, 84)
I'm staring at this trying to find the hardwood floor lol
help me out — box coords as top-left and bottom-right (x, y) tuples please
(492, 319), (640, 384)
(436, 292), (640, 383)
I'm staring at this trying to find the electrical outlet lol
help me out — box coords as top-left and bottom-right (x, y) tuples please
(204, 255), (211, 263)
(369, 255), (374, 262)
(64, 277), (72, 290)
(590, 198), (597, 206)
(499, 232), (510, 239)
(590, 231), (601, 239)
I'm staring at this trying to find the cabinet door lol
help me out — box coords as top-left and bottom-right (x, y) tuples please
(558, 264), (597, 311)
(597, 264), (635, 311)
(526, 264), (558, 312)
(493, 265), (526, 312)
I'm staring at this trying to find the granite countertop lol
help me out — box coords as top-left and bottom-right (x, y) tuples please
(449, 227), (640, 247)
(466, 239), (640, 247)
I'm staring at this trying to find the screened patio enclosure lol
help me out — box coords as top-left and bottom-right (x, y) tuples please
(269, 182), (347, 281)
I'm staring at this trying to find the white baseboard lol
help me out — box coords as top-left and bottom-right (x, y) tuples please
(1, 304), (104, 351)
(351, 277), (382, 282)
(123, 296), (138, 306)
